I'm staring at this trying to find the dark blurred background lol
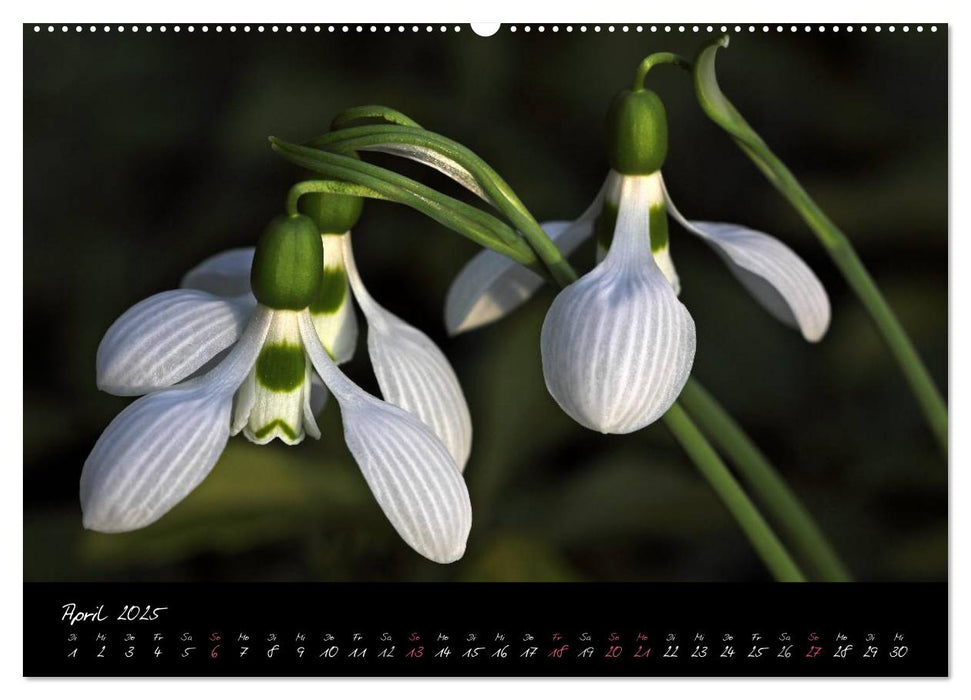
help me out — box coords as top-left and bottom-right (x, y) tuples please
(23, 24), (947, 582)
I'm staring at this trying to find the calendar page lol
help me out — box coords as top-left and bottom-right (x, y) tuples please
(22, 20), (948, 678)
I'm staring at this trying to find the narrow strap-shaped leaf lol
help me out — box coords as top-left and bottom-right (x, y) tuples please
(271, 138), (540, 268)
(306, 125), (578, 286)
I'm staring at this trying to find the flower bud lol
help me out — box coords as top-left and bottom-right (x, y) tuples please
(250, 214), (324, 310)
(605, 89), (668, 175)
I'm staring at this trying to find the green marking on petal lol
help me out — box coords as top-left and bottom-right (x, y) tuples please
(595, 199), (669, 253)
(255, 343), (306, 392)
(253, 419), (298, 440)
(650, 202), (669, 253)
(595, 201), (619, 252)
(310, 266), (349, 315)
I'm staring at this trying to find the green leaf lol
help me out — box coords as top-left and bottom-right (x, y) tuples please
(307, 124), (580, 287)
(270, 137), (539, 267)
(693, 35), (763, 147)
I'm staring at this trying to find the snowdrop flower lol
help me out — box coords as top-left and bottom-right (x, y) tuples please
(84, 213), (471, 564)
(181, 193), (473, 471)
(446, 89), (830, 433)
(447, 89), (830, 344)
(541, 170), (696, 434)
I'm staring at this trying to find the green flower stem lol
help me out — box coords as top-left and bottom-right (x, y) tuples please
(694, 36), (947, 455)
(678, 379), (851, 581)
(307, 124), (577, 287)
(284, 180), (389, 216)
(536, 243), (805, 580)
(270, 137), (543, 270)
(632, 51), (693, 91)
(741, 140), (946, 454)
(663, 404), (807, 582)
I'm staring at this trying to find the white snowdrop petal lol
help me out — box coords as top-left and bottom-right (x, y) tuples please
(301, 363), (322, 440)
(661, 176), (830, 342)
(600, 241), (683, 294)
(444, 249), (546, 336)
(180, 247), (255, 297)
(240, 311), (310, 446)
(444, 185), (606, 335)
(311, 234), (359, 364)
(343, 236), (472, 469)
(97, 290), (255, 396)
(298, 312), (471, 564)
(243, 385), (308, 445)
(81, 308), (272, 533)
(312, 307), (358, 364)
(340, 394), (473, 563)
(541, 173), (696, 434)
(688, 221), (830, 342)
(231, 370), (257, 436)
(309, 373), (330, 417)
(367, 316), (473, 470)
(80, 382), (234, 532)
(652, 244), (682, 295)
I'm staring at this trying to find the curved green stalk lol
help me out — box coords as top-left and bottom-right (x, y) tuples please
(306, 124), (577, 287)
(270, 137), (542, 270)
(679, 379), (851, 581)
(284, 179), (389, 215)
(632, 51), (692, 91)
(663, 404), (807, 582)
(693, 35), (947, 455)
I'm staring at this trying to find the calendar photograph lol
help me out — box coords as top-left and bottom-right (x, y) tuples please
(22, 21), (948, 677)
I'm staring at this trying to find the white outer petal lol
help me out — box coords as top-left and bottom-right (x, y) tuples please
(598, 170), (681, 293)
(596, 232), (682, 296)
(97, 290), (256, 396)
(81, 307), (272, 533)
(309, 373), (330, 417)
(444, 181), (606, 335)
(662, 178), (830, 342)
(231, 370), (257, 436)
(343, 235), (473, 470)
(298, 311), (471, 564)
(180, 247), (256, 297)
(541, 174), (696, 434)
(302, 363), (323, 439)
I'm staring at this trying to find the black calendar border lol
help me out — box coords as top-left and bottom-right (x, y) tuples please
(23, 582), (947, 677)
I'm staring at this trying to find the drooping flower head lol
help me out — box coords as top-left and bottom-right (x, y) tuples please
(83, 207), (472, 564)
(445, 85), (830, 434)
(181, 192), (474, 471)
(541, 88), (695, 433)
